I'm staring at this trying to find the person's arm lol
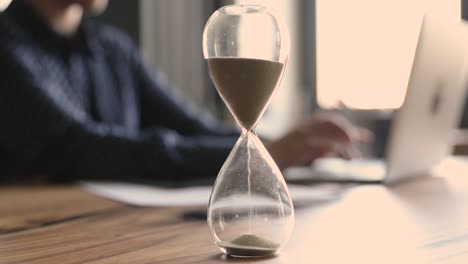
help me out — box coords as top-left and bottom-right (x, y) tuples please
(267, 113), (374, 170)
(0, 55), (236, 183)
(126, 40), (237, 137)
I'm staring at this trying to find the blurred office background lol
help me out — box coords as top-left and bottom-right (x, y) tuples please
(98, 0), (468, 153)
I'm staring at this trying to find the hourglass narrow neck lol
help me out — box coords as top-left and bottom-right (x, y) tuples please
(241, 128), (256, 138)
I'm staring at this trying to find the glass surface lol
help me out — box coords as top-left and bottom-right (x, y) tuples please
(203, 4), (294, 257)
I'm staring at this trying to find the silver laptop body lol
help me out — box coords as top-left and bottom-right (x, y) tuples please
(286, 15), (468, 184)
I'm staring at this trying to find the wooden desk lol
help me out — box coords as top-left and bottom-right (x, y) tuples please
(1, 158), (468, 264)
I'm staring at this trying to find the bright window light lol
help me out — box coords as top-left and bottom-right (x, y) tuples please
(316, 0), (460, 109)
(0, 0), (11, 11)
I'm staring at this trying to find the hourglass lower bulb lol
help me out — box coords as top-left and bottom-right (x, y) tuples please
(208, 129), (294, 257)
(203, 5), (294, 257)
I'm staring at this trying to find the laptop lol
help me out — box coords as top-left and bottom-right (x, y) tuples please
(285, 15), (468, 184)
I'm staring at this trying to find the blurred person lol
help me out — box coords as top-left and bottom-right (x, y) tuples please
(0, 0), (370, 183)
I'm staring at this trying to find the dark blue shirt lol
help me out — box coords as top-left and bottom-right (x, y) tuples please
(0, 1), (237, 183)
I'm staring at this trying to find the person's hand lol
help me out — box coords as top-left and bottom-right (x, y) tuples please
(266, 113), (373, 170)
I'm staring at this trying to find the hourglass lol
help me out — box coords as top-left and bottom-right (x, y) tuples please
(203, 4), (294, 257)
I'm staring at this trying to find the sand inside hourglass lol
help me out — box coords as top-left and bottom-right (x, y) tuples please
(206, 57), (285, 256)
(206, 57), (285, 131)
(218, 234), (280, 257)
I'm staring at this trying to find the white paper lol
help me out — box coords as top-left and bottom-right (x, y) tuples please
(80, 181), (342, 207)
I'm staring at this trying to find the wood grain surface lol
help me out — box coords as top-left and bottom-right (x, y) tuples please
(0, 186), (122, 234)
(1, 160), (468, 263)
